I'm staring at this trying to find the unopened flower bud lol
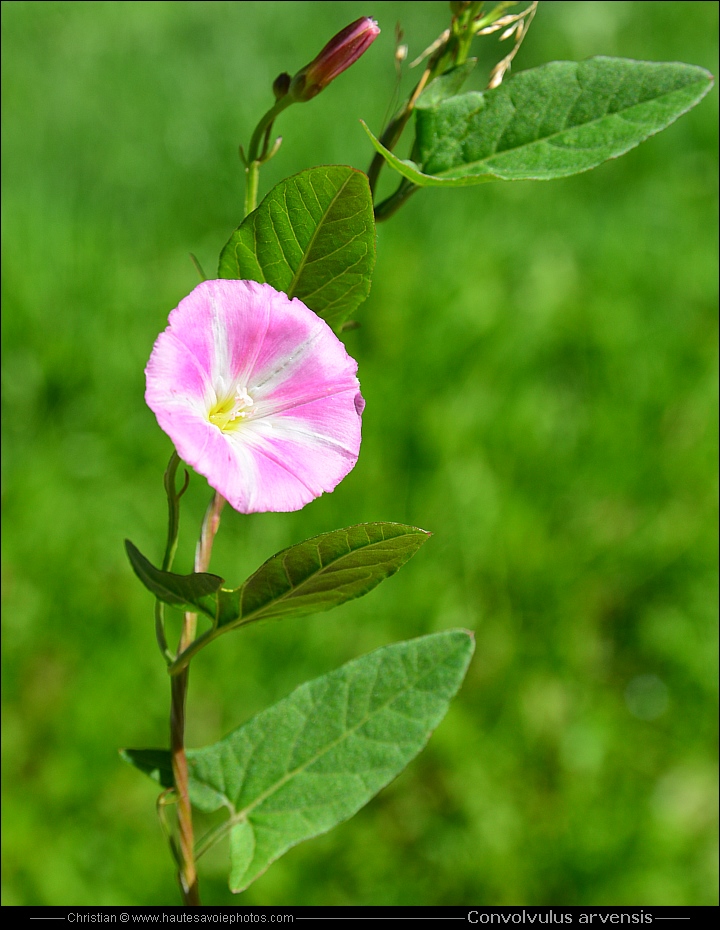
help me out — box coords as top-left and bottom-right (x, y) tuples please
(273, 72), (292, 100)
(288, 17), (380, 103)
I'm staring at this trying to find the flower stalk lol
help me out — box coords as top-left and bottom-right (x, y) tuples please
(243, 95), (293, 217)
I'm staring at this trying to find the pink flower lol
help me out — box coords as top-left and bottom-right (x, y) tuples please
(289, 17), (380, 102)
(145, 280), (364, 514)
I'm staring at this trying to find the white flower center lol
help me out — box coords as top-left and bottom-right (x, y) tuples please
(208, 385), (254, 432)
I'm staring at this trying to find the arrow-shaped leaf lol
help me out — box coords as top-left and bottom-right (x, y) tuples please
(124, 539), (224, 620)
(122, 629), (475, 892)
(119, 748), (174, 789)
(364, 57), (714, 187)
(170, 523), (431, 672)
(218, 165), (376, 329)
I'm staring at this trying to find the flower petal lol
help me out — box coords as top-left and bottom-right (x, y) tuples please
(145, 280), (364, 513)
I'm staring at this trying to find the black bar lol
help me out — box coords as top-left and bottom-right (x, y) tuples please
(13, 904), (713, 922)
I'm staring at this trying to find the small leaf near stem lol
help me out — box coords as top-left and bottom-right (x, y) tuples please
(452, 1), (485, 65)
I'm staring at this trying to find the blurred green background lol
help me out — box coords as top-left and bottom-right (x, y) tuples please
(2, 0), (717, 907)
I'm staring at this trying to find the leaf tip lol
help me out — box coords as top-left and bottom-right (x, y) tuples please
(123, 538), (138, 560)
(411, 526), (433, 542)
(446, 627), (476, 656)
(458, 628), (476, 658)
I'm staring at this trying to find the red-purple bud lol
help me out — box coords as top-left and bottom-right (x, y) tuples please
(288, 17), (380, 102)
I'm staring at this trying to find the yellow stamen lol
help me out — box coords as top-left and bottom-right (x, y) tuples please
(208, 386), (254, 432)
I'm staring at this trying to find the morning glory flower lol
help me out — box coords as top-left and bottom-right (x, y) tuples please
(145, 279), (364, 514)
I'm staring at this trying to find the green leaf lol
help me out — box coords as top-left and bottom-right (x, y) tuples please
(119, 748), (174, 790)
(218, 165), (376, 329)
(124, 539), (224, 620)
(169, 523), (431, 672)
(227, 522), (430, 626)
(123, 631), (475, 892)
(365, 57), (714, 187)
(362, 124), (458, 187)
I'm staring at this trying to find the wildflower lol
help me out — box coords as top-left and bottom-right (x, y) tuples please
(145, 280), (364, 513)
(289, 17), (380, 102)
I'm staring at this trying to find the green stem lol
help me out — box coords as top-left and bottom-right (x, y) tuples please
(374, 180), (419, 223)
(454, 1), (484, 63)
(244, 164), (260, 219)
(169, 626), (217, 677)
(162, 452), (185, 571)
(243, 96), (293, 216)
(246, 96), (291, 163)
(195, 818), (230, 862)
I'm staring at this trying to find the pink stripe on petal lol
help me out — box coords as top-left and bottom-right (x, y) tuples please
(251, 330), (359, 414)
(207, 280), (274, 388)
(270, 392), (363, 454)
(165, 280), (273, 393)
(241, 403), (361, 505)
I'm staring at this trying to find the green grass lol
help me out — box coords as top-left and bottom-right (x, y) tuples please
(2, 0), (717, 907)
